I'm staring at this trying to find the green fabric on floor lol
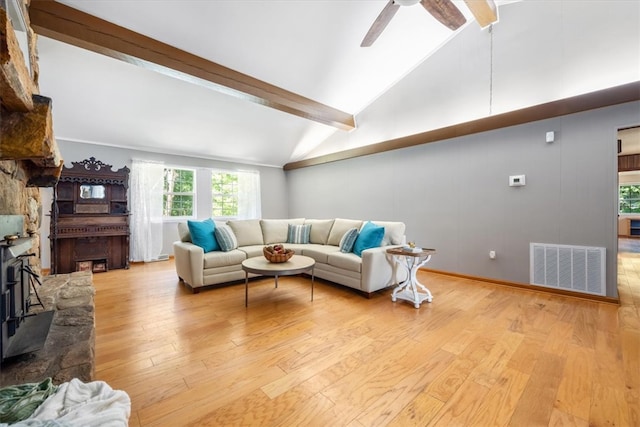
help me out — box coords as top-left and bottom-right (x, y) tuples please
(0, 378), (58, 423)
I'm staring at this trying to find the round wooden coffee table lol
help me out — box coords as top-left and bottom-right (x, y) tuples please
(241, 255), (315, 306)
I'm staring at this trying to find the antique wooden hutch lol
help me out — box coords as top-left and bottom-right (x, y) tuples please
(50, 157), (130, 274)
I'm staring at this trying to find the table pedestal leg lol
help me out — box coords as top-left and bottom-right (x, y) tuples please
(245, 271), (249, 307)
(311, 267), (314, 301)
(391, 255), (433, 308)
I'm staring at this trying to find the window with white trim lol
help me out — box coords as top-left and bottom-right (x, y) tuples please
(163, 167), (195, 218)
(212, 170), (261, 219)
(619, 183), (640, 214)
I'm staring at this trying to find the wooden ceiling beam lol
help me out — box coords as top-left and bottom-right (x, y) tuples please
(284, 81), (640, 170)
(28, 0), (356, 131)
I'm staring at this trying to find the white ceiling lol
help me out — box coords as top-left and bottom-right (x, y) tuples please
(34, 0), (517, 167)
(32, 1), (637, 168)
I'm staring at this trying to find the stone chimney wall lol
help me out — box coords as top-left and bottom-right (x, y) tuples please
(0, 159), (42, 271)
(1, 0), (61, 274)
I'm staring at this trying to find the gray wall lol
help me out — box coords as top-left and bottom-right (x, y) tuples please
(287, 102), (640, 298)
(40, 104), (639, 298)
(40, 141), (288, 268)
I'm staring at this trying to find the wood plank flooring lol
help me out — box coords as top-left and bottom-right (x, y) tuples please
(91, 258), (639, 426)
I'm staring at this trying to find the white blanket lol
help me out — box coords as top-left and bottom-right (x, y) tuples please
(2, 379), (130, 427)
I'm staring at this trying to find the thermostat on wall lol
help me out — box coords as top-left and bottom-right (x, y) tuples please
(509, 175), (526, 187)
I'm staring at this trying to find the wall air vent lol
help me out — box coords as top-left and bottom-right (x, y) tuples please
(530, 243), (606, 296)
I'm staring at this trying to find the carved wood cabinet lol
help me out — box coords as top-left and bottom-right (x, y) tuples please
(50, 157), (130, 274)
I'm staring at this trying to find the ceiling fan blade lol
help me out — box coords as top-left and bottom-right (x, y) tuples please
(420, 0), (467, 31)
(361, 0), (401, 47)
(463, 0), (498, 28)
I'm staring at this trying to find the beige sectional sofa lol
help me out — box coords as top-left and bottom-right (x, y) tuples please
(173, 218), (406, 296)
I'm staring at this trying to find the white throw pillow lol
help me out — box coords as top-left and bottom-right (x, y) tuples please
(304, 219), (335, 245)
(227, 219), (264, 246)
(327, 218), (363, 246)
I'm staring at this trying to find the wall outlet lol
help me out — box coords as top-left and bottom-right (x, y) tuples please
(489, 250), (496, 259)
(509, 175), (526, 187)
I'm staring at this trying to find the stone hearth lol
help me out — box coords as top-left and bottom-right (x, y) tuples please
(0, 271), (95, 386)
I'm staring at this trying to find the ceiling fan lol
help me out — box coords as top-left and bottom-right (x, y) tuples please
(361, 0), (498, 47)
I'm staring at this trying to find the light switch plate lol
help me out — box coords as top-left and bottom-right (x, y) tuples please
(546, 131), (555, 143)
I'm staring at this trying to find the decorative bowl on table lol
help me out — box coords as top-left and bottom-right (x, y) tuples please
(263, 245), (295, 263)
(403, 241), (421, 252)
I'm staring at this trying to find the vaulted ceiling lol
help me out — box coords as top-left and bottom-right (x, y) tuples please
(29, 0), (639, 167)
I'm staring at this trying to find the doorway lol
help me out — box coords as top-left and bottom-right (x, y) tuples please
(616, 125), (640, 312)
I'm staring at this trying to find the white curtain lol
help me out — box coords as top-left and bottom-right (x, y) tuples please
(130, 159), (165, 262)
(237, 170), (261, 219)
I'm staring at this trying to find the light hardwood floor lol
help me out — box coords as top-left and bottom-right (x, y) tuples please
(92, 258), (639, 426)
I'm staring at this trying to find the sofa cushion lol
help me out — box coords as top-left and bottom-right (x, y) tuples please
(305, 219), (335, 245)
(261, 218), (304, 244)
(238, 244), (266, 259)
(301, 244), (341, 264)
(353, 221), (385, 257)
(187, 218), (220, 252)
(214, 224), (238, 252)
(327, 252), (362, 273)
(371, 220), (406, 245)
(203, 249), (247, 269)
(287, 224), (311, 244)
(339, 227), (359, 253)
(177, 222), (192, 243)
(327, 218), (364, 246)
(227, 219), (264, 246)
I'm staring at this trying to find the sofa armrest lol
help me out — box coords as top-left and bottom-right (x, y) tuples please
(360, 246), (407, 293)
(173, 241), (205, 287)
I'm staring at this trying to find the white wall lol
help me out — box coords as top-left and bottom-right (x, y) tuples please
(40, 141), (288, 269)
(287, 102), (640, 298)
(308, 1), (640, 158)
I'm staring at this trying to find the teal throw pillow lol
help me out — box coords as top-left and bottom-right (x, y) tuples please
(287, 224), (311, 244)
(187, 218), (219, 252)
(352, 221), (384, 257)
(214, 224), (238, 252)
(339, 227), (359, 253)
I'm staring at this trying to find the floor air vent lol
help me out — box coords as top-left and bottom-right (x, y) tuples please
(530, 243), (606, 296)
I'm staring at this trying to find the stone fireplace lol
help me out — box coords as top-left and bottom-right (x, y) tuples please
(0, 1), (95, 384)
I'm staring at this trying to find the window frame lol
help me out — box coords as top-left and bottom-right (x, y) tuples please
(619, 182), (640, 215)
(211, 169), (240, 220)
(210, 168), (261, 220)
(162, 166), (196, 220)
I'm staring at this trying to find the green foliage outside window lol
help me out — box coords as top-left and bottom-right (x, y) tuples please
(212, 172), (238, 217)
(619, 184), (640, 213)
(163, 168), (194, 217)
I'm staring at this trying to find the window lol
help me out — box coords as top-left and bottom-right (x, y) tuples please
(212, 170), (261, 219)
(163, 167), (195, 217)
(619, 184), (640, 213)
(212, 172), (238, 217)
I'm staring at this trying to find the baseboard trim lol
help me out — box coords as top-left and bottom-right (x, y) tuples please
(421, 268), (620, 305)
